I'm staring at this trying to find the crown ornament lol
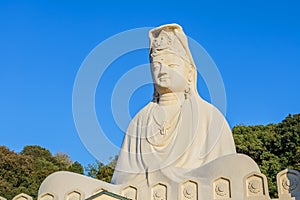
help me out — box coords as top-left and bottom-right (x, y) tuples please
(150, 27), (189, 62)
(152, 30), (175, 50)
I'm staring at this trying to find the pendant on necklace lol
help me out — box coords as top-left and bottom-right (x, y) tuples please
(159, 121), (171, 136)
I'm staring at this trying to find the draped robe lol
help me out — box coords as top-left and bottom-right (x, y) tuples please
(111, 94), (236, 185)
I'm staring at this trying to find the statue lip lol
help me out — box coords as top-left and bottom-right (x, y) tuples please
(158, 73), (169, 79)
(159, 77), (169, 82)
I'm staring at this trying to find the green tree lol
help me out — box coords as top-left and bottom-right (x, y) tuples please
(85, 156), (118, 183)
(0, 145), (84, 199)
(68, 161), (84, 174)
(233, 114), (300, 198)
(0, 146), (34, 199)
(54, 152), (73, 168)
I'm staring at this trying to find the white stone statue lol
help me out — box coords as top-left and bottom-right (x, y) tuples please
(39, 24), (268, 200)
(111, 24), (236, 185)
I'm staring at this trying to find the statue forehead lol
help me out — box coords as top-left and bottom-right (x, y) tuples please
(151, 53), (183, 63)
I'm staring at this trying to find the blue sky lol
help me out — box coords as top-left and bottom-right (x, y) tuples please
(0, 1), (299, 167)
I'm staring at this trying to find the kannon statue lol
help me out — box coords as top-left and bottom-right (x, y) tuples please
(39, 24), (263, 200)
(112, 24), (236, 185)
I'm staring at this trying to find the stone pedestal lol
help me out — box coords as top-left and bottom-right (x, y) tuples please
(38, 154), (272, 200)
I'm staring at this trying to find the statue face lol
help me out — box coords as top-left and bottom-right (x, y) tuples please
(150, 53), (190, 95)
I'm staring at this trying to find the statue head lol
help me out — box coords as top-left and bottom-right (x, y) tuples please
(149, 24), (197, 101)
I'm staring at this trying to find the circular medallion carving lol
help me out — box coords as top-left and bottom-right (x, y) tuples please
(248, 180), (261, 193)
(282, 176), (298, 191)
(183, 184), (194, 199)
(215, 183), (227, 196)
(153, 188), (165, 200)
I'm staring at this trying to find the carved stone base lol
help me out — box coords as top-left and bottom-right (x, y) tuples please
(38, 154), (273, 200)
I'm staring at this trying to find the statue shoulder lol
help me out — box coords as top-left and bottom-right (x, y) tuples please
(127, 102), (154, 126)
(196, 96), (227, 121)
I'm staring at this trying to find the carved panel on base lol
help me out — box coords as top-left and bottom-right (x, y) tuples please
(244, 172), (270, 199)
(122, 186), (137, 200)
(213, 177), (231, 199)
(38, 193), (55, 200)
(12, 193), (33, 200)
(181, 180), (198, 200)
(277, 169), (300, 199)
(152, 183), (167, 200)
(66, 191), (82, 200)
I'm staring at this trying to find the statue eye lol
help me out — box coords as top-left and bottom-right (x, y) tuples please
(151, 62), (160, 70)
(168, 63), (179, 68)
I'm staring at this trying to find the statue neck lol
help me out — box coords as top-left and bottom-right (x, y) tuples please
(158, 92), (185, 106)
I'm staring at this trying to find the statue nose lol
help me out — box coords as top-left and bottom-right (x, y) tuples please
(159, 64), (168, 75)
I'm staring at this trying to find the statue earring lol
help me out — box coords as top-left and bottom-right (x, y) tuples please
(153, 91), (160, 102)
(184, 87), (191, 99)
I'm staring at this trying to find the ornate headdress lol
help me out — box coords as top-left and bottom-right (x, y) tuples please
(149, 24), (198, 101)
(149, 24), (195, 66)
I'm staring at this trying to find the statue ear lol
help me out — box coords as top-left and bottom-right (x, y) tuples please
(187, 64), (193, 84)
